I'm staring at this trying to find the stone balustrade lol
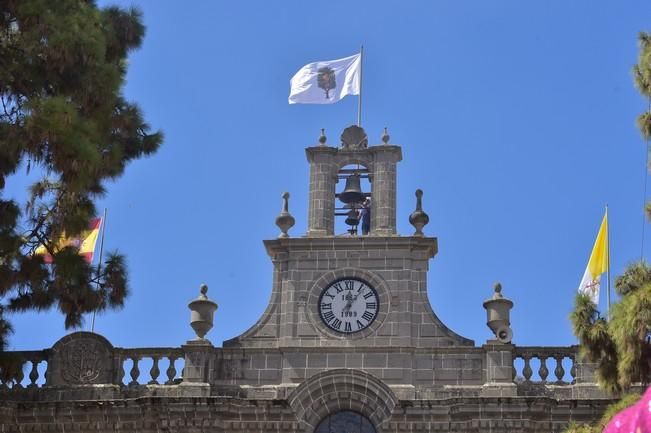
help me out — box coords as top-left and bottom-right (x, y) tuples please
(513, 345), (578, 385)
(115, 347), (185, 386)
(0, 342), (184, 389)
(0, 350), (48, 389)
(0, 334), (592, 396)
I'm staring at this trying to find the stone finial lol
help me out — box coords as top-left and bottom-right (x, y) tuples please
(409, 189), (429, 236)
(340, 125), (368, 149)
(275, 192), (295, 238)
(188, 284), (218, 344)
(319, 128), (327, 146)
(482, 282), (514, 344)
(492, 282), (503, 299)
(381, 127), (390, 145)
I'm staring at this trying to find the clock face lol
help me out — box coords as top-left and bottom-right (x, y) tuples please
(318, 278), (379, 334)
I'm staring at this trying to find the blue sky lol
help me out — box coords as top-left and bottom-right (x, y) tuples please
(6, 1), (651, 352)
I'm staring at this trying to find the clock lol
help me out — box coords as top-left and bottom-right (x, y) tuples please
(318, 278), (379, 334)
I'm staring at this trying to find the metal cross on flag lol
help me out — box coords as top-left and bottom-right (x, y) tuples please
(577, 209), (609, 305)
(288, 53), (361, 105)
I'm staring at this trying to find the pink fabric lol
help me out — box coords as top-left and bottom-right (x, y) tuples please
(603, 387), (651, 433)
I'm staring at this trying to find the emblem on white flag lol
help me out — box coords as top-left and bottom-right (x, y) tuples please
(288, 53), (361, 104)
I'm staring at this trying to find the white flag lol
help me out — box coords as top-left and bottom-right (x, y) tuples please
(288, 53), (361, 104)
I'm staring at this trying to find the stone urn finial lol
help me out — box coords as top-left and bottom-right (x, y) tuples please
(381, 127), (390, 145)
(275, 192), (295, 238)
(319, 128), (327, 146)
(482, 281), (514, 344)
(188, 283), (218, 344)
(409, 189), (429, 236)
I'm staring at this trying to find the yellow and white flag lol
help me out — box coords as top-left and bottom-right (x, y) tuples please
(577, 210), (608, 304)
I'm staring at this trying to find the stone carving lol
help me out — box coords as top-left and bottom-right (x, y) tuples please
(341, 125), (368, 149)
(60, 338), (108, 384)
(48, 332), (114, 386)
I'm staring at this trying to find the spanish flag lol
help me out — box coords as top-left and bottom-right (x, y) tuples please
(35, 218), (102, 264)
(577, 209), (609, 304)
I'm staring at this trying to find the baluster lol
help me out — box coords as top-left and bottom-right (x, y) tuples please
(570, 356), (577, 383)
(129, 357), (140, 386)
(149, 356), (160, 385)
(165, 356), (177, 385)
(27, 360), (39, 388)
(522, 355), (533, 382)
(538, 356), (549, 382)
(14, 364), (25, 389)
(554, 355), (565, 383)
(116, 356), (125, 386)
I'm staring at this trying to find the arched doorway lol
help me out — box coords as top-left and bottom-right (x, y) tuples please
(314, 410), (376, 433)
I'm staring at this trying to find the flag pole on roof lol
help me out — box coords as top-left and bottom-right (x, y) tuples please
(357, 45), (364, 127)
(91, 207), (108, 333)
(606, 204), (611, 319)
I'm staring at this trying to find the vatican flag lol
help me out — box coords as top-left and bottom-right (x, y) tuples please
(288, 53), (361, 104)
(577, 210), (609, 304)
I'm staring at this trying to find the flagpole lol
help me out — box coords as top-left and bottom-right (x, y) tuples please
(91, 208), (107, 333)
(641, 97), (650, 260)
(606, 204), (611, 319)
(357, 45), (364, 127)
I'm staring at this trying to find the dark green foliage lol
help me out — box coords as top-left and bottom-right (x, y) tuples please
(570, 293), (621, 395)
(570, 262), (651, 395)
(570, 33), (651, 400)
(634, 32), (651, 140)
(0, 0), (162, 351)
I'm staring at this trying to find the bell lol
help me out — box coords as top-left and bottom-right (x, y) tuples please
(345, 208), (360, 226)
(339, 173), (365, 204)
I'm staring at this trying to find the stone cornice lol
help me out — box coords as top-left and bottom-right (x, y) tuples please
(263, 235), (438, 258)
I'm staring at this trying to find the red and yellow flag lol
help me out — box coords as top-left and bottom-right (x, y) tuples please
(35, 218), (103, 264)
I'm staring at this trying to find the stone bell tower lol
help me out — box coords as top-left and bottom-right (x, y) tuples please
(225, 125), (472, 351)
(306, 125), (400, 236)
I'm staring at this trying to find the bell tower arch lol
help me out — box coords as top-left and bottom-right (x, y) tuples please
(306, 125), (401, 236)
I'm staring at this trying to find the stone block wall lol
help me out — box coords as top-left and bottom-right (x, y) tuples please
(228, 236), (472, 350)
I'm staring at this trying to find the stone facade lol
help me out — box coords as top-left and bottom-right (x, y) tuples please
(0, 126), (624, 432)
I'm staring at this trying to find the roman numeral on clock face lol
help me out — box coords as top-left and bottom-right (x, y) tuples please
(320, 278), (378, 334)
